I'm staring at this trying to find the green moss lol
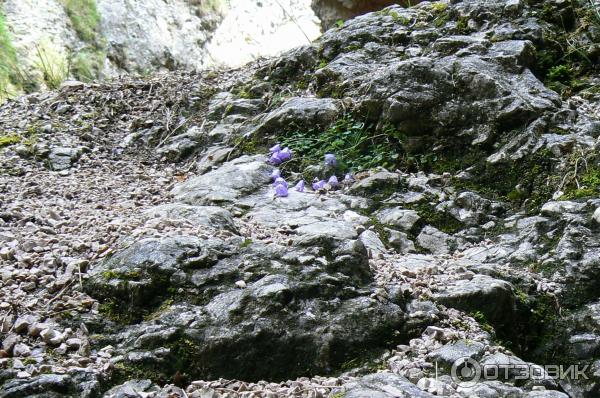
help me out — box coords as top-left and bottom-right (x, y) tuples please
(101, 269), (140, 281)
(240, 238), (253, 248)
(409, 203), (464, 234)
(377, 9), (411, 25)
(470, 311), (495, 334)
(317, 59), (329, 69)
(60, 0), (101, 43)
(59, 0), (106, 83)
(453, 149), (559, 213)
(430, 2), (449, 27)
(98, 299), (126, 323)
(561, 165), (600, 199)
(455, 16), (471, 34)
(0, 133), (21, 147)
(144, 298), (175, 321)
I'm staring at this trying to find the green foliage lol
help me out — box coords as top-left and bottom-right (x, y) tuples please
(547, 64), (574, 83)
(60, 0), (101, 43)
(277, 117), (406, 175)
(455, 16), (471, 34)
(98, 299), (126, 323)
(545, 64), (575, 94)
(377, 9), (411, 25)
(240, 238), (253, 248)
(588, 0), (600, 26)
(453, 149), (559, 213)
(471, 311), (494, 334)
(0, 10), (32, 101)
(533, 0), (600, 97)
(101, 269), (140, 281)
(70, 48), (105, 82)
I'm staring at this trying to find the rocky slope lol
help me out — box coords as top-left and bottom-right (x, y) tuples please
(1, 0), (600, 397)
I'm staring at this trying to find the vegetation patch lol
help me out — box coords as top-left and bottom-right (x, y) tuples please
(0, 133), (21, 148)
(453, 149), (560, 213)
(277, 117), (406, 175)
(59, 0), (107, 83)
(60, 0), (101, 43)
(70, 48), (105, 82)
(409, 203), (464, 234)
(531, 0), (600, 97)
(0, 10), (34, 102)
(560, 156), (600, 200)
(34, 43), (69, 90)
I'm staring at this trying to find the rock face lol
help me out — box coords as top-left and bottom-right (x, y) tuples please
(96, 0), (225, 74)
(0, 0), (321, 96)
(2, 0), (600, 397)
(85, 205), (406, 381)
(311, 0), (414, 30)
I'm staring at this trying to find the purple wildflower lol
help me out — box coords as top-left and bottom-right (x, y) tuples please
(324, 153), (337, 168)
(274, 177), (288, 188)
(295, 180), (305, 192)
(275, 183), (288, 197)
(270, 143), (282, 153)
(328, 175), (339, 188)
(270, 152), (283, 165)
(277, 147), (292, 162)
(344, 173), (354, 182)
(312, 179), (326, 191)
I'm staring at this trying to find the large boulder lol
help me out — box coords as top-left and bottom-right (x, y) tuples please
(172, 155), (273, 206)
(84, 233), (407, 381)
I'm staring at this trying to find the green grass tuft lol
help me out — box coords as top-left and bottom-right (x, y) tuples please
(60, 0), (101, 43)
(35, 44), (68, 90)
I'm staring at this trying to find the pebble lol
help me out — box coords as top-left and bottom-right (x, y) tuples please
(13, 343), (32, 357)
(40, 328), (64, 346)
(235, 280), (247, 289)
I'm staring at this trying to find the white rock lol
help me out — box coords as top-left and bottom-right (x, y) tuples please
(235, 280), (247, 289)
(13, 343), (31, 357)
(593, 207), (600, 224)
(40, 328), (64, 346)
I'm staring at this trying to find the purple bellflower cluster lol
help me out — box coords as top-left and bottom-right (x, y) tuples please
(267, 146), (353, 197)
(269, 144), (292, 165)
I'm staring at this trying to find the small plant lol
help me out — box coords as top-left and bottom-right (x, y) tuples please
(277, 116), (406, 176)
(34, 43), (68, 90)
(471, 311), (494, 334)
